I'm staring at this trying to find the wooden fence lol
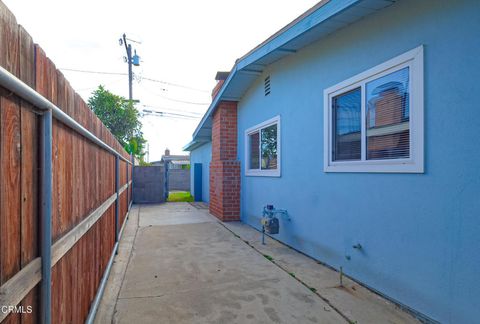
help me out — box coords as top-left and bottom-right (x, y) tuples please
(0, 2), (133, 323)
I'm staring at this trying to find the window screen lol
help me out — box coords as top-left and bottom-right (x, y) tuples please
(332, 88), (361, 161)
(366, 67), (409, 160)
(249, 131), (260, 169)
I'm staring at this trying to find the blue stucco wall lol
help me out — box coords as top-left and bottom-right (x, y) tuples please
(189, 142), (211, 202)
(236, 1), (480, 323)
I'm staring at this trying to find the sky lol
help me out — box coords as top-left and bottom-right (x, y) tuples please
(3, 0), (319, 161)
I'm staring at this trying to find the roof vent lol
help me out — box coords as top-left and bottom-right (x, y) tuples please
(264, 76), (271, 96)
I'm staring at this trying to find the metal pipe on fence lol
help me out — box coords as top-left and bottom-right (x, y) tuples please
(115, 155), (120, 243)
(84, 242), (118, 324)
(131, 153), (135, 204)
(85, 191), (134, 324)
(40, 110), (52, 324)
(0, 65), (132, 165)
(0, 55), (136, 324)
(126, 162), (129, 208)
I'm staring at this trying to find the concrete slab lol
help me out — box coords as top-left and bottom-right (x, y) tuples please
(116, 220), (346, 324)
(139, 202), (215, 227)
(96, 203), (419, 324)
(189, 201), (209, 209)
(222, 221), (420, 324)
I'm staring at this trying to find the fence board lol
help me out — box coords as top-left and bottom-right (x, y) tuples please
(18, 24), (38, 324)
(0, 92), (22, 288)
(0, 257), (40, 323)
(1, 3), (135, 322)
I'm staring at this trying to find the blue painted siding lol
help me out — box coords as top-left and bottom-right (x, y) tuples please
(237, 1), (480, 323)
(190, 142), (211, 202)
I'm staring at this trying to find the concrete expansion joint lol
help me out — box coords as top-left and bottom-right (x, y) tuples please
(117, 293), (166, 301)
(216, 221), (355, 324)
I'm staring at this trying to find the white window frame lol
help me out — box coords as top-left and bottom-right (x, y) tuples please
(323, 45), (424, 173)
(245, 115), (281, 177)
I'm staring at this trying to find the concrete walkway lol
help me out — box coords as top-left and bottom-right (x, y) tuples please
(95, 203), (419, 324)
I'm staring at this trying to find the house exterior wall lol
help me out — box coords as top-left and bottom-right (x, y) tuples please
(190, 142), (211, 202)
(236, 0), (480, 323)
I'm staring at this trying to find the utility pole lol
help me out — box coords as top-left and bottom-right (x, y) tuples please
(119, 34), (140, 101)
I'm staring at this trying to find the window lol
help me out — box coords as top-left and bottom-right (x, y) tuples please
(245, 116), (280, 176)
(324, 46), (424, 173)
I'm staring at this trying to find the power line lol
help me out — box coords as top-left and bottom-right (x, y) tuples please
(138, 76), (209, 93)
(60, 67), (210, 93)
(141, 109), (201, 120)
(141, 107), (200, 118)
(157, 96), (209, 106)
(60, 68), (126, 76)
(138, 84), (210, 105)
(140, 104), (203, 116)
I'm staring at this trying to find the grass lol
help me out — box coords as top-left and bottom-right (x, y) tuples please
(167, 191), (194, 202)
(263, 254), (274, 262)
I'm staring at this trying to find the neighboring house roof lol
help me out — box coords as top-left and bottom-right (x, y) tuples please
(150, 155), (191, 165)
(184, 0), (397, 151)
(162, 154), (190, 162)
(171, 160), (190, 165)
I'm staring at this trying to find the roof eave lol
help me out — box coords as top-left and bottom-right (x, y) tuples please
(187, 0), (397, 147)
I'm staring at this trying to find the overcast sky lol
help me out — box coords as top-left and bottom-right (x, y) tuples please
(3, 0), (319, 161)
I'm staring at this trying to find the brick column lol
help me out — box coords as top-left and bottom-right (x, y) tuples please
(209, 101), (240, 221)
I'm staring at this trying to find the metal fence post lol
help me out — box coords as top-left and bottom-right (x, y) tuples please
(115, 155), (120, 243)
(164, 161), (169, 201)
(40, 109), (52, 324)
(131, 153), (134, 205)
(126, 159), (129, 211)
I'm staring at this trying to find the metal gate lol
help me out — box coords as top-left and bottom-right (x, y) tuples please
(133, 166), (166, 203)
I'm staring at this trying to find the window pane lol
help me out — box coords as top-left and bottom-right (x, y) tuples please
(261, 124), (277, 170)
(333, 88), (361, 161)
(366, 67), (409, 160)
(249, 132), (260, 169)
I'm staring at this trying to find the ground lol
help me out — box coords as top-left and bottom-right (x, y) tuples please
(95, 203), (419, 324)
(167, 191), (194, 202)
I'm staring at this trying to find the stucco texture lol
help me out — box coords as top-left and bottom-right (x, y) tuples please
(236, 1), (480, 323)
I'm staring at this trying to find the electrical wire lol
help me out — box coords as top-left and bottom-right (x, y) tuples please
(142, 93), (210, 106)
(140, 104), (203, 116)
(138, 83), (210, 106)
(60, 68), (210, 93)
(141, 113), (201, 120)
(138, 75), (209, 93)
(141, 108), (201, 120)
(60, 68), (126, 76)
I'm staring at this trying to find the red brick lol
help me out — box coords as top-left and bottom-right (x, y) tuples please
(209, 101), (240, 222)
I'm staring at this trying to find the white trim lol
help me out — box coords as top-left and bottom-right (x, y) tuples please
(245, 115), (281, 177)
(323, 45), (424, 173)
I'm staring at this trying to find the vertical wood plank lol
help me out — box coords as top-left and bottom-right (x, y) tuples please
(1, 5), (133, 323)
(0, 91), (22, 324)
(0, 6), (22, 317)
(19, 25), (38, 324)
(19, 28), (37, 265)
(0, 2), (20, 77)
(0, 11), (22, 324)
